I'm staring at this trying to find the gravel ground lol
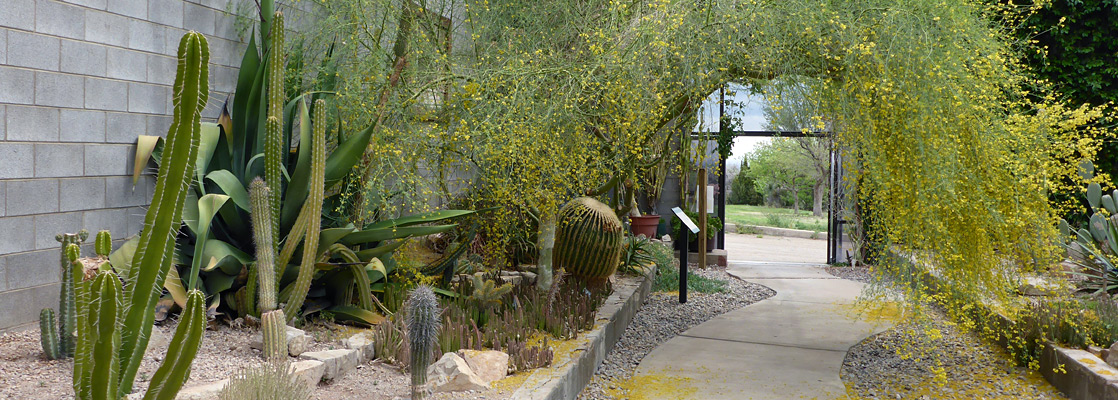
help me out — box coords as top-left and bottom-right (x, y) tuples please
(577, 265), (776, 400)
(0, 320), (263, 399)
(829, 268), (1067, 399)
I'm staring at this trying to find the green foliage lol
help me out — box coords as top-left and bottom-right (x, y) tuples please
(282, 99), (327, 320)
(653, 262), (727, 294)
(619, 235), (657, 275)
(219, 361), (312, 400)
(405, 285), (441, 400)
(1058, 164), (1118, 295)
(39, 308), (60, 360)
(728, 160), (763, 206)
(261, 310), (287, 361)
(670, 210), (722, 240)
(553, 197), (625, 281)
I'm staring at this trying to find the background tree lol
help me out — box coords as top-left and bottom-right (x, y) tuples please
(728, 159), (764, 205)
(761, 81), (830, 216)
(746, 139), (814, 211)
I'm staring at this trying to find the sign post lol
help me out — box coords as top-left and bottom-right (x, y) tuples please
(698, 169), (707, 270)
(671, 207), (699, 304)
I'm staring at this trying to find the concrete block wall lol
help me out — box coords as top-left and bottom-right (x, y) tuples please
(0, 0), (257, 331)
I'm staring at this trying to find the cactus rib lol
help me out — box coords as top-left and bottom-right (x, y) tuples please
(143, 289), (206, 400)
(261, 309), (287, 361)
(553, 197), (624, 280)
(282, 99), (327, 319)
(40, 308), (61, 360)
(118, 31), (208, 397)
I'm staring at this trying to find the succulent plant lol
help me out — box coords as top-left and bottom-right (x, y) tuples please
(279, 99), (327, 320)
(39, 308), (61, 360)
(219, 361), (311, 400)
(250, 178), (278, 313)
(94, 230), (112, 258)
(553, 197), (624, 281)
(50, 229), (87, 359)
(406, 285), (441, 399)
(261, 310), (287, 361)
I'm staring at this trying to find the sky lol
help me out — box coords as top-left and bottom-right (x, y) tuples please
(692, 83), (771, 168)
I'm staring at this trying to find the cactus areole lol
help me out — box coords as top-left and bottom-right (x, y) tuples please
(553, 197), (624, 281)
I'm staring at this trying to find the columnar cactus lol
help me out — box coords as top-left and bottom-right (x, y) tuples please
(86, 271), (123, 399)
(94, 230), (112, 258)
(406, 285), (441, 400)
(144, 289), (207, 400)
(250, 178), (278, 312)
(39, 308), (61, 360)
(261, 309), (287, 361)
(116, 31), (208, 398)
(281, 99), (327, 320)
(53, 230), (87, 359)
(553, 197), (624, 281)
(264, 10), (286, 259)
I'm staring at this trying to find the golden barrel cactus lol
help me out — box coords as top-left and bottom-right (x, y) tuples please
(553, 197), (624, 280)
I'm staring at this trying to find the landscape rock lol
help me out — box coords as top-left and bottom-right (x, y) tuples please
(300, 349), (362, 380)
(426, 352), (489, 393)
(1106, 342), (1118, 368)
(250, 325), (312, 357)
(288, 359), (326, 388)
(174, 379), (228, 399)
(144, 327), (171, 356)
(455, 349), (509, 384)
(521, 271), (538, 284)
(343, 332), (375, 361)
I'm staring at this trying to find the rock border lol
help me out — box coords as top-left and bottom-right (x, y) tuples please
(729, 223), (825, 240)
(511, 266), (657, 400)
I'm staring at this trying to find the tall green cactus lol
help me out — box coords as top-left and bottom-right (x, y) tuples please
(261, 309), (287, 361)
(264, 11), (286, 260)
(281, 99), (327, 320)
(40, 308), (61, 360)
(249, 178), (279, 312)
(406, 285), (441, 400)
(87, 272), (123, 400)
(144, 289), (206, 400)
(53, 230), (87, 359)
(71, 246), (92, 399)
(94, 230), (112, 258)
(553, 197), (624, 281)
(117, 31), (208, 398)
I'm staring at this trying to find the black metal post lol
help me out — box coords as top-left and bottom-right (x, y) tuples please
(717, 86), (726, 250)
(678, 225), (688, 304)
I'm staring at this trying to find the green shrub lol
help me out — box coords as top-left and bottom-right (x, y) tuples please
(219, 362), (311, 400)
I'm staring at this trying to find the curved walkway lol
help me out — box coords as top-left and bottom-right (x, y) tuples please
(631, 234), (891, 399)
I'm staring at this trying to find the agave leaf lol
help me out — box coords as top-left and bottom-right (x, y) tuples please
(1089, 183), (1103, 210)
(164, 267), (188, 309)
(188, 194), (231, 290)
(316, 227), (357, 257)
(364, 210), (476, 229)
(281, 100), (313, 228)
(323, 124), (375, 190)
(342, 225), (457, 246)
(205, 170), (250, 211)
(355, 239), (409, 262)
(200, 239), (252, 275)
(196, 123), (222, 188)
(132, 135), (164, 185)
(327, 305), (386, 326)
(365, 258), (388, 283)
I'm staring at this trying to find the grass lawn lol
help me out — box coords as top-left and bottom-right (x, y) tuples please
(725, 204), (827, 232)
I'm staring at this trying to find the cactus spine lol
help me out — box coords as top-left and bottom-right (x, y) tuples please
(553, 197), (624, 281)
(117, 31), (208, 398)
(261, 309), (287, 361)
(40, 308), (61, 360)
(406, 285), (441, 400)
(281, 99), (327, 320)
(143, 289), (207, 400)
(250, 178), (279, 313)
(94, 230), (111, 257)
(264, 10), (286, 263)
(53, 230), (87, 359)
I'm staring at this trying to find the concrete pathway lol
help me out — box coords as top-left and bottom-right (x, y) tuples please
(631, 239), (891, 399)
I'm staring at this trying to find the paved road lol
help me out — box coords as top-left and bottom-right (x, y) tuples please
(631, 235), (889, 399)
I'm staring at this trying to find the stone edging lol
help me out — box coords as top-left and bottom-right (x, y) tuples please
(729, 223), (826, 240)
(510, 266), (657, 400)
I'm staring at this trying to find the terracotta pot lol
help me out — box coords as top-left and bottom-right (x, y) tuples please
(629, 215), (661, 238)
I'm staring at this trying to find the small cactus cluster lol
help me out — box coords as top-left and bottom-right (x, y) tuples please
(406, 285), (442, 400)
(39, 229), (88, 360)
(553, 197), (624, 281)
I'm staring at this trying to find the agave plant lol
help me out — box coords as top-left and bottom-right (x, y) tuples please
(130, 1), (475, 324)
(1059, 160), (1118, 296)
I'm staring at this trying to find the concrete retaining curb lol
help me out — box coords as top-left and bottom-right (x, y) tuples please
(510, 267), (656, 400)
(730, 223), (825, 240)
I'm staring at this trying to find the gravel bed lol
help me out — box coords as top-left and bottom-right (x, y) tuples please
(577, 265), (775, 400)
(828, 268), (1067, 399)
(826, 265), (874, 283)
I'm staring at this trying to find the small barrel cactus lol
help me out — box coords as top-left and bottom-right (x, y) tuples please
(406, 285), (441, 399)
(553, 197), (624, 281)
(261, 310), (287, 361)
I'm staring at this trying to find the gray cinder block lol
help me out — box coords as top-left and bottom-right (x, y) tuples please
(33, 212), (83, 250)
(61, 40), (108, 76)
(61, 109), (107, 143)
(0, 0), (35, 31)
(0, 67), (34, 105)
(36, 0), (86, 40)
(35, 72), (86, 109)
(6, 105), (59, 142)
(84, 77), (129, 112)
(105, 112), (147, 143)
(0, 143), (34, 179)
(7, 179), (59, 216)
(6, 31), (59, 71)
(35, 144), (84, 178)
(107, 0), (147, 19)
(107, 48), (149, 82)
(0, 216), (35, 254)
(84, 9), (130, 47)
(83, 144), (129, 176)
(60, 177), (106, 212)
(127, 83), (168, 115)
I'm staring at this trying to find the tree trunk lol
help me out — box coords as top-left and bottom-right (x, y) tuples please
(812, 182), (824, 217)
